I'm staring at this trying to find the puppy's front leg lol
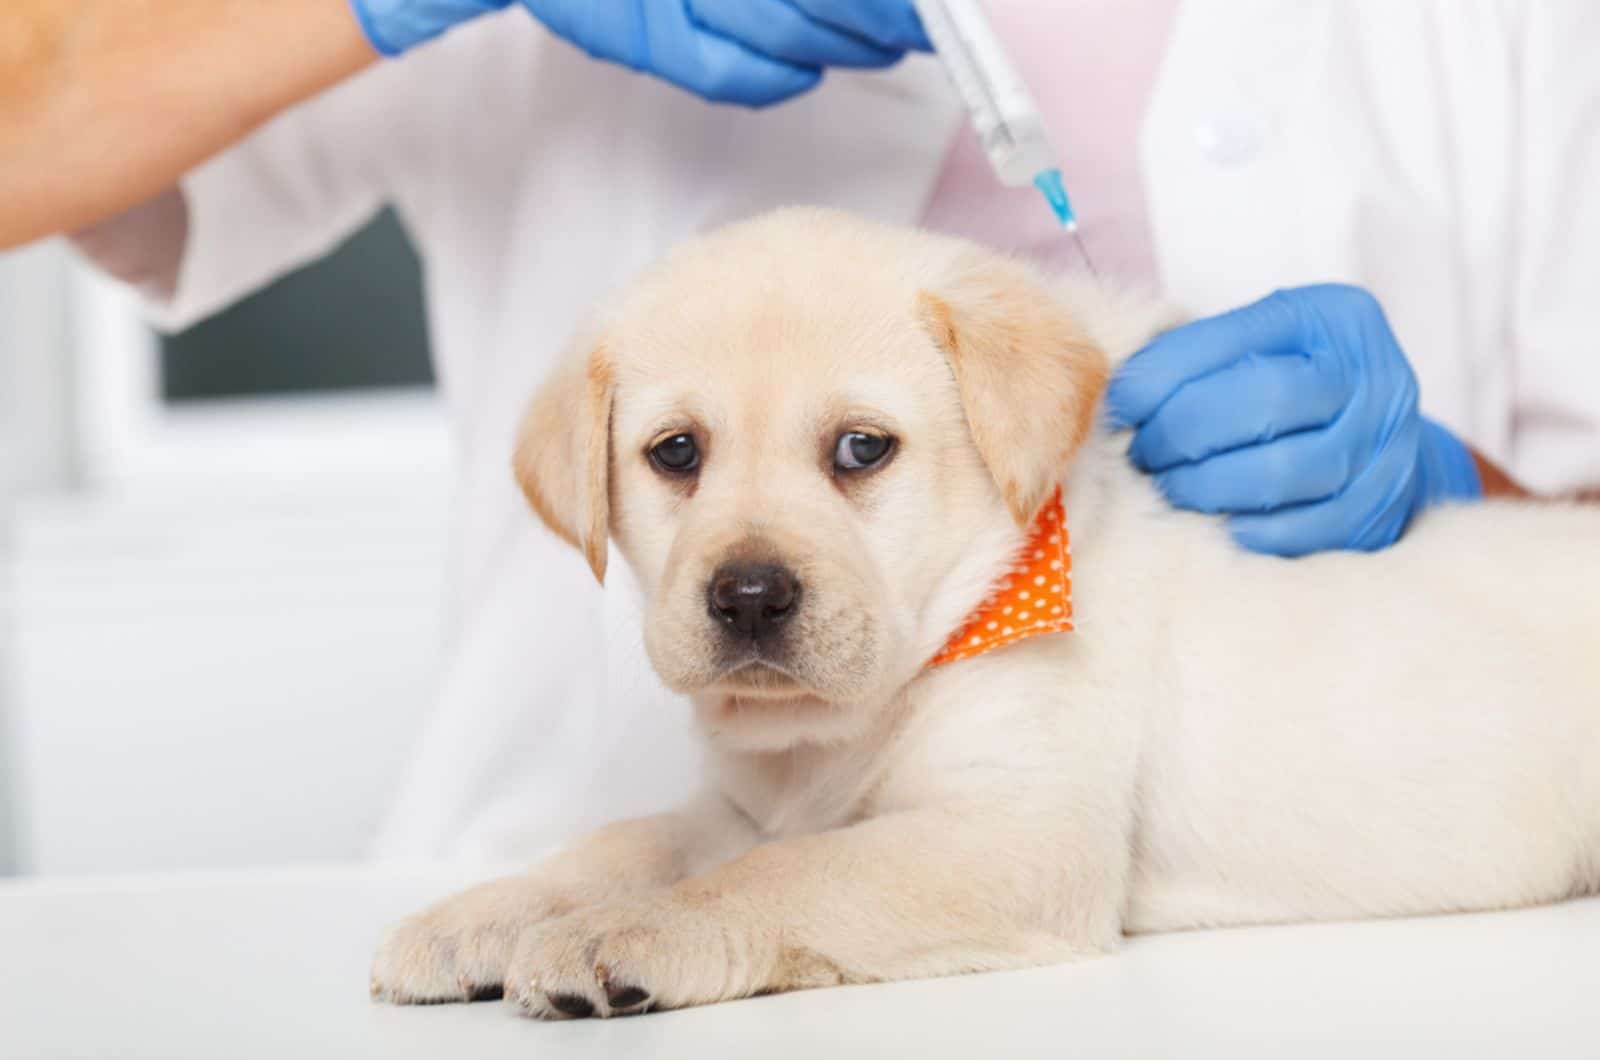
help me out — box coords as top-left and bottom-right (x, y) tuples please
(508, 807), (1122, 1018)
(371, 794), (758, 1004)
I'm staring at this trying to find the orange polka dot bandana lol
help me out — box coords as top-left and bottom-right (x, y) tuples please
(928, 488), (1074, 668)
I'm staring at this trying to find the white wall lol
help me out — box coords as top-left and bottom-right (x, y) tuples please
(1, 252), (453, 876)
(9, 479), (449, 874)
(0, 240), (80, 876)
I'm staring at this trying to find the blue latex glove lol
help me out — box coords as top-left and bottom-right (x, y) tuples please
(1106, 284), (1482, 556)
(350, 0), (929, 106)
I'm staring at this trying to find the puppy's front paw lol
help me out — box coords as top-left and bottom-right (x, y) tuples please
(506, 899), (742, 1019)
(370, 876), (577, 1005)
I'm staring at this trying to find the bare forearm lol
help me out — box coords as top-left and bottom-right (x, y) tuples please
(0, 0), (376, 249)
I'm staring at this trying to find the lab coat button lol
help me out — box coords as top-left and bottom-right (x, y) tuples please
(1192, 111), (1263, 167)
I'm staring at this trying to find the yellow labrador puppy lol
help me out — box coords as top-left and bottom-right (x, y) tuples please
(372, 209), (1599, 1019)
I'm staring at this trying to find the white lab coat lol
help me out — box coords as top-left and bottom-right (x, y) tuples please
(143, 0), (1599, 859)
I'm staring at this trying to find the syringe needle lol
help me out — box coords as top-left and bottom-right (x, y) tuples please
(1034, 170), (1100, 280)
(1068, 227), (1101, 281)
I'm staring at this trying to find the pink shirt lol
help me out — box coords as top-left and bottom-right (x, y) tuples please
(919, 0), (1180, 286)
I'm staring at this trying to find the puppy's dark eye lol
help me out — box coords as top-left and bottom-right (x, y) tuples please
(833, 431), (893, 472)
(649, 433), (699, 474)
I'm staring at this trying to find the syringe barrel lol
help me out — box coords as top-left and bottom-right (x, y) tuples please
(913, 0), (1059, 186)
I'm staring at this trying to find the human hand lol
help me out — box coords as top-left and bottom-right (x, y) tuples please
(1106, 284), (1481, 556)
(350, 0), (928, 106)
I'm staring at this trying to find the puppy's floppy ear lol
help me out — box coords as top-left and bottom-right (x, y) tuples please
(918, 253), (1109, 526)
(512, 341), (615, 583)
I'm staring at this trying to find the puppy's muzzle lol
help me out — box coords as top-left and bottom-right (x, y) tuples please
(707, 561), (800, 642)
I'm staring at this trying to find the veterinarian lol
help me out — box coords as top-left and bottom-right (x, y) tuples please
(4, 0), (1596, 858)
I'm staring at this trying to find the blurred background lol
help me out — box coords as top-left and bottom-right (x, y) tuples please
(0, 214), (451, 877)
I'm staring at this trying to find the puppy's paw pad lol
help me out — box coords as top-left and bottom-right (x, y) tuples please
(508, 901), (742, 1018)
(546, 992), (596, 1018)
(463, 981), (505, 1002)
(597, 961), (651, 1013)
(605, 983), (650, 1010)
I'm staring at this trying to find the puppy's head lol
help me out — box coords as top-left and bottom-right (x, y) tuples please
(515, 210), (1107, 751)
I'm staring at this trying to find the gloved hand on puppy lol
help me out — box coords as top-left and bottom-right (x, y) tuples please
(1108, 284), (1482, 557)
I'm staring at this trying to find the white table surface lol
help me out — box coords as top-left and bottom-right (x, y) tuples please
(2, 865), (1595, 1059)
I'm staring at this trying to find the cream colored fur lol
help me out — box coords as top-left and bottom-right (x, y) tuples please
(372, 209), (1600, 1019)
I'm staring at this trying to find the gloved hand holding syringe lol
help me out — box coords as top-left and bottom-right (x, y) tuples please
(912, 0), (1099, 275)
(348, 0), (1090, 267)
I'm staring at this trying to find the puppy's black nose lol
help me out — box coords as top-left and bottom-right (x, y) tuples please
(708, 562), (799, 640)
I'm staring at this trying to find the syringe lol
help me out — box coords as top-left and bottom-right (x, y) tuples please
(912, 0), (1098, 276)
